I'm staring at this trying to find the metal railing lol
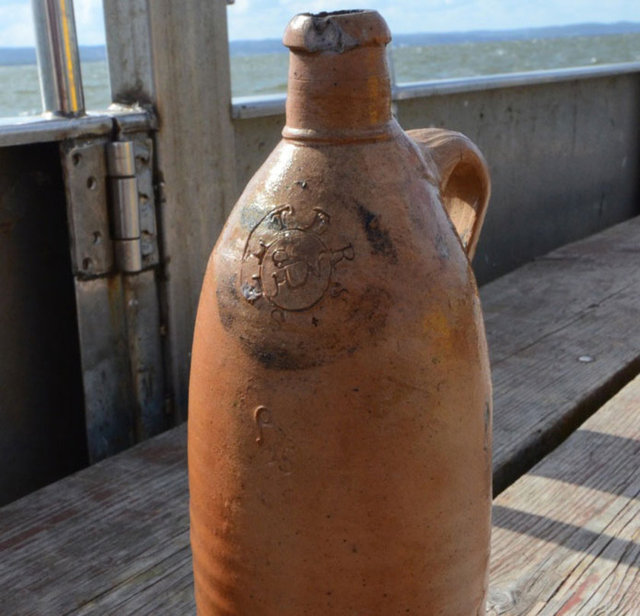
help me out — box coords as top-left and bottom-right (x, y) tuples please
(15, 2), (640, 129)
(31, 0), (85, 116)
(231, 60), (640, 120)
(0, 0), (152, 148)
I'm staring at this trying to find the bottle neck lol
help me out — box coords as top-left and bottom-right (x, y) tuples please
(283, 46), (394, 143)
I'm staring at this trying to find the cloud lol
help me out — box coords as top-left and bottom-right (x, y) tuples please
(73, 0), (106, 45)
(227, 0), (640, 40)
(0, 2), (35, 46)
(0, 0), (105, 47)
(0, 0), (638, 47)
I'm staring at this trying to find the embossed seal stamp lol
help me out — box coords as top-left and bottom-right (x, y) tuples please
(241, 205), (354, 312)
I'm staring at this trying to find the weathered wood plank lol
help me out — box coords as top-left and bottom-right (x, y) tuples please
(482, 216), (640, 364)
(482, 215), (640, 491)
(0, 426), (189, 614)
(488, 372), (640, 615)
(1, 217), (639, 613)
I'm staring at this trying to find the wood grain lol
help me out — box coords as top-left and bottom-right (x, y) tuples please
(0, 216), (639, 613)
(482, 215), (640, 491)
(0, 426), (190, 615)
(488, 373), (640, 615)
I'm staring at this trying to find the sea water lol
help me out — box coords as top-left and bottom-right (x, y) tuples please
(0, 60), (110, 117)
(1, 32), (639, 117)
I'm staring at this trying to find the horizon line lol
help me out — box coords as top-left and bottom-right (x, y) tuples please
(0, 19), (639, 49)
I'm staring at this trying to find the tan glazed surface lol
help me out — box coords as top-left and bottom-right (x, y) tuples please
(189, 10), (492, 615)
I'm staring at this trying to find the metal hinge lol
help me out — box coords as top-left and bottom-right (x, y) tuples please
(61, 135), (159, 278)
(107, 141), (143, 272)
(106, 137), (159, 274)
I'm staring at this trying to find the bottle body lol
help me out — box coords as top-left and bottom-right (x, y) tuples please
(189, 120), (492, 614)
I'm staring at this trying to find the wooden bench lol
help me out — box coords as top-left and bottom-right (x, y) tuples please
(488, 373), (640, 614)
(1, 216), (639, 614)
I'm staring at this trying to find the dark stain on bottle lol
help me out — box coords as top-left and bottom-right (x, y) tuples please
(355, 201), (398, 264)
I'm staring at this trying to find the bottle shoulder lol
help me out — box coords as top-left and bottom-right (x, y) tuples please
(207, 132), (479, 372)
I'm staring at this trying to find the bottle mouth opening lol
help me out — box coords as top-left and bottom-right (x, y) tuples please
(299, 9), (368, 18)
(283, 9), (391, 53)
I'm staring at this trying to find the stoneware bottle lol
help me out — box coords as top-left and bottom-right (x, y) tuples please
(189, 9), (492, 615)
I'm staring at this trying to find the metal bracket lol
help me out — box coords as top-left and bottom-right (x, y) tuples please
(133, 136), (160, 267)
(61, 140), (114, 277)
(61, 134), (159, 277)
(60, 132), (166, 462)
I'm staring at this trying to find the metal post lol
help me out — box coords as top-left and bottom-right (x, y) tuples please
(144, 0), (238, 420)
(31, 0), (85, 116)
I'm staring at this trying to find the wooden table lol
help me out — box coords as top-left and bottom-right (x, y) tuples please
(1, 217), (639, 614)
(489, 373), (640, 614)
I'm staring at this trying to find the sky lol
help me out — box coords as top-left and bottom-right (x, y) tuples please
(0, 0), (638, 46)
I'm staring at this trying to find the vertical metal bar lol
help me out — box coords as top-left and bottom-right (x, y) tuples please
(104, 0), (238, 421)
(31, 0), (85, 116)
(146, 0), (238, 420)
(102, 0), (155, 106)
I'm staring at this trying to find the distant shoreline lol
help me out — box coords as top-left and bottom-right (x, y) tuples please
(0, 45), (106, 66)
(2, 21), (640, 66)
(229, 21), (640, 56)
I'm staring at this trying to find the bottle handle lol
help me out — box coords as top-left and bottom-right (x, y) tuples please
(407, 128), (491, 260)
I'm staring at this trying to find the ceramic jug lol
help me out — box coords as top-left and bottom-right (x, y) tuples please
(189, 9), (492, 615)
